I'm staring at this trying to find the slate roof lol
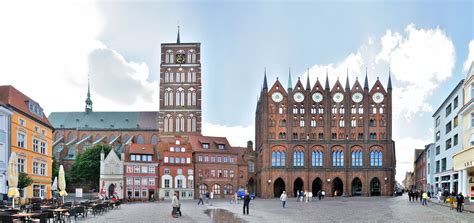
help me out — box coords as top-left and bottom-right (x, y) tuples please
(48, 111), (160, 130)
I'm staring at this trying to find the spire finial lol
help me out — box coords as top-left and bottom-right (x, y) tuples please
(85, 73), (93, 113)
(288, 67), (293, 90)
(325, 68), (330, 90)
(388, 65), (392, 90)
(263, 67), (268, 89)
(177, 25), (181, 44)
(306, 68), (311, 90)
(364, 65), (369, 89)
(345, 68), (350, 90)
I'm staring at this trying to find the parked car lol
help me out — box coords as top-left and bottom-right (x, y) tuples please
(237, 189), (255, 200)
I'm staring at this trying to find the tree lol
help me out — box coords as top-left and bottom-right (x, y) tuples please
(68, 144), (111, 190)
(52, 157), (59, 180)
(18, 172), (33, 197)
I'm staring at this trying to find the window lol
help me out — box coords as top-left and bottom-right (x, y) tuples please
(18, 158), (25, 173)
(445, 138), (452, 150)
(40, 142), (46, 154)
(176, 157), (181, 164)
(210, 156), (215, 162)
(471, 113), (474, 127)
(33, 185), (45, 198)
(33, 138), (39, 153)
(17, 133), (25, 148)
(131, 154), (136, 161)
(126, 178), (132, 185)
(198, 155), (203, 162)
(40, 163), (46, 176)
(248, 161), (255, 172)
(218, 169), (222, 178)
(271, 150), (286, 167)
(352, 151), (363, 167)
(164, 179), (170, 188)
(311, 119), (316, 127)
(435, 146), (440, 155)
(142, 178), (148, 186)
(170, 157), (175, 163)
(177, 179), (183, 188)
(202, 143), (209, 149)
(126, 166), (133, 173)
(441, 158), (447, 171)
(454, 116), (458, 128)
(149, 178), (155, 185)
(229, 170), (234, 178)
(445, 104), (451, 117)
(293, 151), (304, 167)
(211, 169), (215, 177)
(141, 166), (148, 173)
(224, 156), (228, 163)
(164, 168), (170, 175)
(213, 184), (221, 195)
(134, 166), (140, 173)
(204, 156), (209, 162)
(436, 116), (440, 127)
(170, 147), (174, 152)
(435, 131), (440, 141)
(453, 96), (458, 109)
(186, 157), (190, 164)
(19, 118), (25, 126)
(311, 151), (323, 167)
(428, 163), (430, 174)
(299, 118), (305, 127)
(445, 121), (452, 134)
(370, 150), (383, 167)
(454, 134), (458, 146)
(217, 156), (222, 163)
(33, 161), (39, 175)
(188, 169), (193, 175)
(218, 144), (225, 150)
(436, 160), (440, 173)
(332, 151), (344, 167)
(164, 157), (168, 163)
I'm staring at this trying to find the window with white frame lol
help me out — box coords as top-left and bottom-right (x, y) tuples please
(17, 132), (25, 148)
(33, 161), (39, 175)
(33, 185), (45, 198)
(18, 158), (25, 173)
(149, 166), (155, 173)
(40, 163), (46, 176)
(142, 178), (148, 186)
(134, 177), (140, 186)
(127, 178), (132, 185)
(40, 141), (46, 154)
(33, 138), (39, 152)
(19, 118), (25, 126)
(149, 178), (155, 185)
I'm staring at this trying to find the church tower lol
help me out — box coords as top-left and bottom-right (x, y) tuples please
(85, 75), (93, 114)
(159, 27), (202, 135)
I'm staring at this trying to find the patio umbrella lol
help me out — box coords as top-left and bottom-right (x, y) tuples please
(7, 152), (20, 208)
(58, 165), (67, 203)
(51, 176), (58, 191)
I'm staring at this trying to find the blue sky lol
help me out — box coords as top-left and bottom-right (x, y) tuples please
(0, 0), (473, 181)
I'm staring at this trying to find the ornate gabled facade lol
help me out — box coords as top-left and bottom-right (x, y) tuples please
(99, 149), (125, 199)
(255, 70), (396, 198)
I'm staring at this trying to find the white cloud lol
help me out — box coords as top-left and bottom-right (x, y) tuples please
(393, 136), (430, 182)
(0, 0), (159, 114)
(88, 47), (159, 105)
(464, 40), (474, 72)
(202, 120), (254, 147)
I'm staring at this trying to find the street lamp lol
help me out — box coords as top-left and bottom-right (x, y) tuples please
(327, 178), (331, 183)
(268, 179), (272, 184)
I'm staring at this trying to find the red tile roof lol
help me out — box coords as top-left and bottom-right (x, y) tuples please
(189, 135), (233, 152)
(0, 85), (52, 128)
(128, 144), (155, 155)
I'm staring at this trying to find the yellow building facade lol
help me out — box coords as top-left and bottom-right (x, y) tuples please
(0, 86), (53, 199)
(453, 62), (474, 201)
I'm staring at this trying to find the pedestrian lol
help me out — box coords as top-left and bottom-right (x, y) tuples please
(422, 191), (428, 206)
(321, 190), (325, 199)
(198, 193), (204, 205)
(171, 192), (180, 218)
(296, 190), (300, 202)
(456, 192), (464, 213)
(437, 190), (441, 203)
(317, 190), (322, 200)
(300, 191), (304, 202)
(443, 190), (449, 203)
(308, 191), (313, 202)
(304, 191), (309, 203)
(334, 190), (338, 197)
(280, 191), (288, 208)
(210, 191), (214, 205)
(243, 192), (251, 215)
(414, 190), (419, 202)
(205, 191), (210, 204)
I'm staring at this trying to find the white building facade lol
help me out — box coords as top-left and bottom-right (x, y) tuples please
(425, 143), (435, 192)
(0, 105), (12, 198)
(100, 149), (124, 199)
(431, 80), (464, 193)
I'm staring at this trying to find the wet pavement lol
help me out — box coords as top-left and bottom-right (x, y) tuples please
(75, 194), (474, 222)
(204, 209), (247, 223)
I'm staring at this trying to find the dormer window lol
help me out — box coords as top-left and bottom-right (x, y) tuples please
(202, 143), (209, 149)
(28, 101), (43, 117)
(218, 144), (225, 150)
(170, 147), (174, 152)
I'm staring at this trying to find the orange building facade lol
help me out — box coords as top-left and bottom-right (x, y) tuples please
(0, 86), (53, 199)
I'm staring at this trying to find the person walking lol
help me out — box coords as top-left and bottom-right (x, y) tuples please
(308, 191), (313, 202)
(317, 190), (322, 200)
(280, 191), (288, 208)
(296, 190), (300, 202)
(197, 193), (204, 205)
(422, 191), (428, 206)
(321, 190), (325, 199)
(456, 192), (464, 213)
(243, 192), (251, 215)
(205, 191), (210, 204)
(414, 190), (419, 202)
(210, 191), (214, 205)
(171, 192), (180, 218)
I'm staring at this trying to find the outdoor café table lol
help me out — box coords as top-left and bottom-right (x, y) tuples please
(49, 208), (69, 222)
(12, 212), (41, 222)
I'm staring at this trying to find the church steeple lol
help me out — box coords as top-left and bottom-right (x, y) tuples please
(388, 66), (392, 90)
(306, 69), (311, 90)
(345, 68), (350, 90)
(325, 69), (330, 90)
(364, 66), (369, 90)
(288, 68), (293, 90)
(85, 74), (93, 114)
(176, 26), (181, 44)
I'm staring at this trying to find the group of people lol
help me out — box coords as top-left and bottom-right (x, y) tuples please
(196, 190), (252, 215)
(197, 191), (214, 205)
(279, 190), (326, 208)
(407, 189), (465, 212)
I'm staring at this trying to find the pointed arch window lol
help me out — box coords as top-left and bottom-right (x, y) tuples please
(299, 105), (305, 114)
(272, 149), (286, 167)
(312, 150), (323, 167)
(165, 88), (173, 106)
(351, 150), (363, 166)
(176, 88), (185, 106)
(311, 105), (317, 114)
(165, 50), (174, 63)
(293, 150), (304, 167)
(293, 105), (298, 114)
(164, 114), (173, 132)
(311, 117), (316, 127)
(370, 147), (383, 167)
(299, 117), (305, 127)
(358, 105), (363, 114)
(187, 50), (196, 63)
(339, 105), (345, 114)
(332, 105), (337, 114)
(339, 118), (345, 127)
(318, 105), (324, 114)
(187, 88), (196, 106)
(351, 117), (356, 127)
(332, 150), (344, 167)
(175, 114), (185, 132)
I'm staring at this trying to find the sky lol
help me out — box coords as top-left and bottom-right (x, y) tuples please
(0, 0), (473, 182)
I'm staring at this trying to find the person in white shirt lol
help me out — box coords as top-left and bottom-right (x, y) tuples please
(171, 192), (180, 218)
(280, 191), (288, 208)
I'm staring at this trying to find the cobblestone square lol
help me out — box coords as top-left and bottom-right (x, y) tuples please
(76, 195), (474, 223)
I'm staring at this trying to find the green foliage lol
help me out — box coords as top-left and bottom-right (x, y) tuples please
(68, 144), (111, 190)
(52, 157), (59, 180)
(18, 172), (33, 189)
